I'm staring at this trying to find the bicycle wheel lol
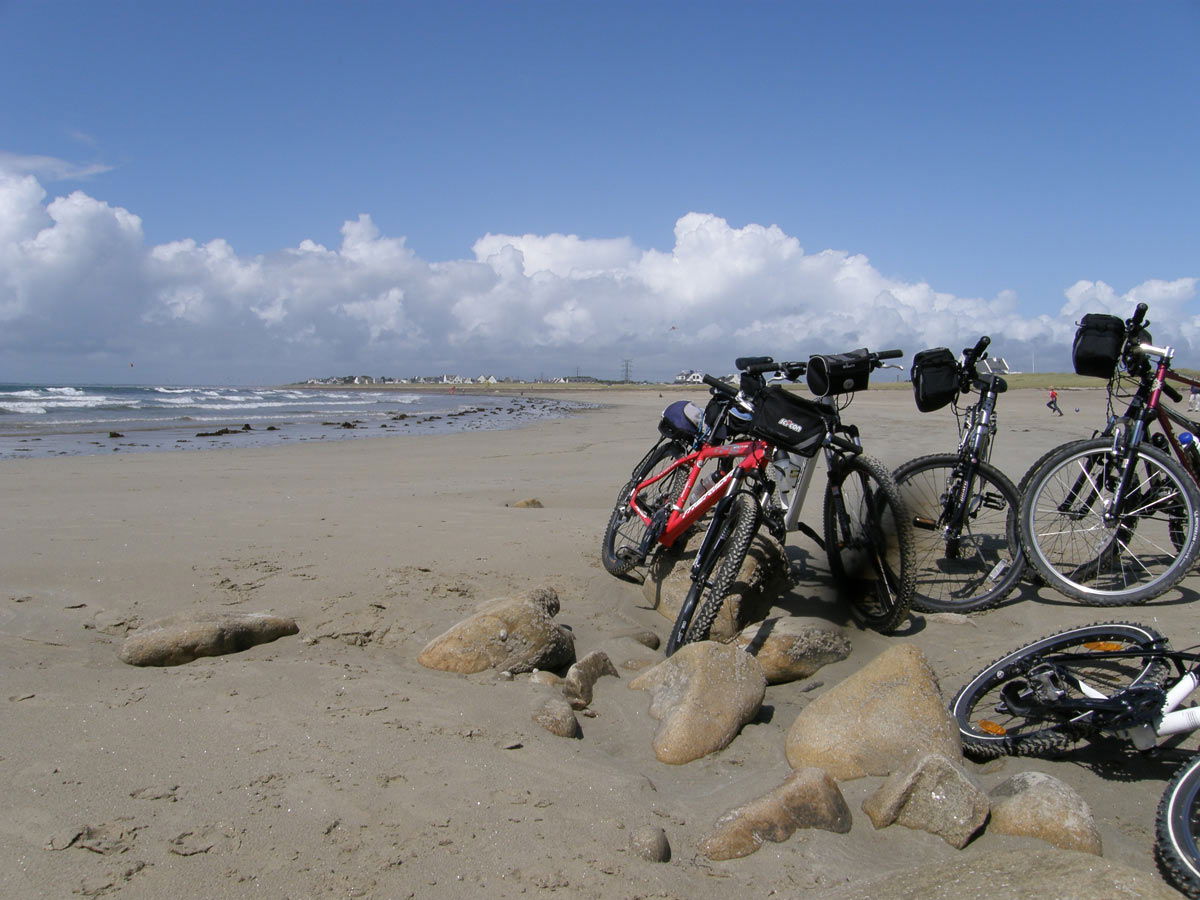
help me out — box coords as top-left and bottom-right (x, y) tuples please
(1157, 754), (1200, 898)
(823, 454), (915, 633)
(1019, 438), (1200, 605)
(665, 492), (760, 654)
(894, 454), (1024, 613)
(951, 621), (1168, 760)
(601, 440), (686, 578)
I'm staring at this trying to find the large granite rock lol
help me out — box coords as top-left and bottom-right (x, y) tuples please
(629, 641), (766, 765)
(698, 767), (851, 860)
(785, 644), (961, 780)
(417, 587), (574, 675)
(733, 616), (851, 684)
(861, 754), (989, 849)
(118, 611), (299, 666)
(989, 771), (1103, 855)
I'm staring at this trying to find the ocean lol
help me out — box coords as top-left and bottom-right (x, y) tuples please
(0, 383), (588, 460)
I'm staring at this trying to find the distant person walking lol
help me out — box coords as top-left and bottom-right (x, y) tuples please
(1189, 383), (1200, 412)
(1047, 388), (1063, 416)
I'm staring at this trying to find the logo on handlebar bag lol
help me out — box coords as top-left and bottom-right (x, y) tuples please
(779, 418), (806, 433)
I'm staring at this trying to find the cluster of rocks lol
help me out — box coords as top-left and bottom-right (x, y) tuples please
(417, 586), (1142, 883)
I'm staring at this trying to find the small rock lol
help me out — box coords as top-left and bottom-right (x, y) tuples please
(418, 587), (574, 675)
(861, 754), (989, 848)
(630, 641), (766, 765)
(699, 767), (852, 860)
(510, 498), (544, 508)
(989, 771), (1102, 855)
(619, 629), (661, 650)
(118, 612), (299, 667)
(531, 693), (579, 738)
(629, 825), (671, 862)
(562, 650), (620, 709)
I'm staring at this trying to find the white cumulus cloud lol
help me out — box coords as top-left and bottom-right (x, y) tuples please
(0, 164), (1196, 384)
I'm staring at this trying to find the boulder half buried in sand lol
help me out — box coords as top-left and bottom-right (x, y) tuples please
(417, 586), (575, 675)
(118, 611), (299, 667)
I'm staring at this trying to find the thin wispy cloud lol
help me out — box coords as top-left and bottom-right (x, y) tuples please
(0, 152), (113, 182)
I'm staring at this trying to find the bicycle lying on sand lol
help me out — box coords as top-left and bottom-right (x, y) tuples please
(600, 349), (915, 654)
(950, 620), (1200, 897)
(893, 335), (1025, 613)
(1018, 303), (1200, 605)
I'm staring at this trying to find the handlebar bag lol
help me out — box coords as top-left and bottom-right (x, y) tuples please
(911, 347), (960, 412)
(748, 386), (831, 457)
(807, 349), (871, 397)
(1072, 313), (1125, 378)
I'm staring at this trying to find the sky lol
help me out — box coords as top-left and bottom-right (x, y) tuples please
(0, 0), (1197, 385)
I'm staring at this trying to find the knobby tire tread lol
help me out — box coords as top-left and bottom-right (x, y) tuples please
(1156, 755), (1200, 898)
(678, 492), (760, 647)
(823, 454), (915, 634)
(950, 621), (1169, 761)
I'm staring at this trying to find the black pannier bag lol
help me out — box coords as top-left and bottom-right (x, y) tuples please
(748, 386), (830, 457)
(911, 347), (960, 412)
(1072, 313), (1125, 378)
(807, 349), (871, 397)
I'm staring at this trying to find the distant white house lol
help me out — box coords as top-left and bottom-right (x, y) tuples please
(674, 369), (706, 384)
(476, 375), (498, 384)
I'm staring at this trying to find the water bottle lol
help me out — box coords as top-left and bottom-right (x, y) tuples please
(1180, 431), (1200, 474)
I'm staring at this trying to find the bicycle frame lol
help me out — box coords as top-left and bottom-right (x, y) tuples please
(1029, 645), (1200, 751)
(630, 439), (770, 548)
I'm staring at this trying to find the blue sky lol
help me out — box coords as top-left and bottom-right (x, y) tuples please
(0, 0), (1197, 383)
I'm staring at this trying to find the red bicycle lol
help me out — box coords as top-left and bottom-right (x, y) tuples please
(600, 350), (915, 653)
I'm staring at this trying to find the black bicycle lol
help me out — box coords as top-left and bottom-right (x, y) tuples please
(893, 336), (1024, 613)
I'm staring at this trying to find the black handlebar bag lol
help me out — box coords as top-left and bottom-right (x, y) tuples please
(1072, 313), (1125, 378)
(748, 386), (831, 457)
(911, 348), (960, 412)
(807, 349), (871, 397)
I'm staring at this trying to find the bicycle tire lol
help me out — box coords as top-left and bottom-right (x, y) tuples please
(893, 454), (1024, 613)
(601, 440), (686, 578)
(823, 454), (915, 633)
(662, 494), (753, 657)
(1015, 439), (1091, 587)
(1156, 754), (1200, 898)
(1019, 438), (1200, 605)
(950, 621), (1168, 760)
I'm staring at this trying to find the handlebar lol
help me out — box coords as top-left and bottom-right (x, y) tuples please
(1162, 381), (1184, 404)
(734, 356), (773, 371)
(702, 374), (738, 397)
(874, 348), (903, 362)
(1130, 302), (1149, 331)
(964, 335), (990, 363)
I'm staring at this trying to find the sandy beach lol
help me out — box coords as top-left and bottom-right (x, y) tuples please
(2, 383), (1195, 898)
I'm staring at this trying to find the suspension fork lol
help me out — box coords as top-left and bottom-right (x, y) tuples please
(687, 469), (748, 584)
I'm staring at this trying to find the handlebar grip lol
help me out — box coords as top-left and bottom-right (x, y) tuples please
(973, 335), (991, 356)
(702, 374), (737, 396)
(1163, 381), (1184, 404)
(734, 356), (774, 371)
(875, 348), (904, 360)
(745, 361), (781, 375)
(1130, 302), (1149, 328)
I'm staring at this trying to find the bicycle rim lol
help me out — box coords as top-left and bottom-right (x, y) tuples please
(894, 455), (1023, 613)
(1021, 439), (1200, 604)
(601, 441), (686, 577)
